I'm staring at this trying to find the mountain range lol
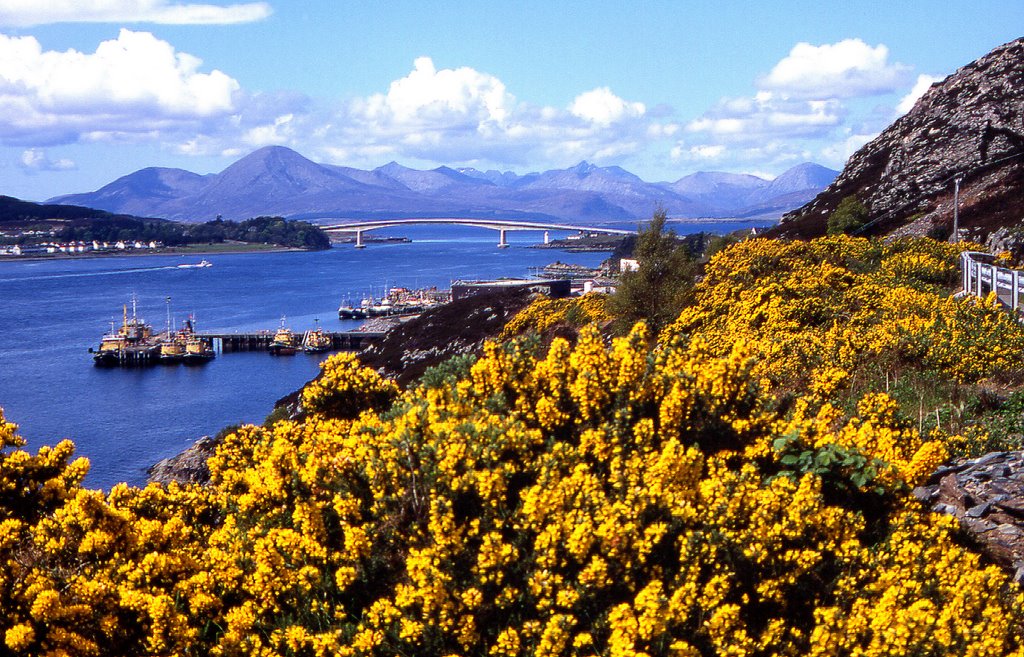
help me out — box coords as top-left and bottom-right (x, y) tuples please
(50, 146), (837, 225)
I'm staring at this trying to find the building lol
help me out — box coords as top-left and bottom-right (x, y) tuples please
(620, 258), (640, 272)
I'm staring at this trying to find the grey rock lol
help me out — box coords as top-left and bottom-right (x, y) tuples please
(921, 450), (1024, 572)
(147, 436), (218, 486)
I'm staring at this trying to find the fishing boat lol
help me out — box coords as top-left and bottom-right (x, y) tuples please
(268, 317), (297, 355)
(338, 286), (450, 320)
(159, 336), (186, 363)
(91, 295), (158, 366)
(158, 297), (185, 363)
(180, 316), (215, 364)
(182, 333), (215, 364)
(301, 319), (332, 353)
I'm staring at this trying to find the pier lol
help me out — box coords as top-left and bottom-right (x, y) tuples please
(202, 331), (385, 353)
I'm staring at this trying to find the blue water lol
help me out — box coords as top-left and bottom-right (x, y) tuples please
(0, 226), (618, 489)
(0, 220), (771, 489)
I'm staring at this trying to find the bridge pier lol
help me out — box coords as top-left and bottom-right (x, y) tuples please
(355, 230), (366, 249)
(497, 229), (509, 249)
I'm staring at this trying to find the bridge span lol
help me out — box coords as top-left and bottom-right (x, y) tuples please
(319, 217), (634, 248)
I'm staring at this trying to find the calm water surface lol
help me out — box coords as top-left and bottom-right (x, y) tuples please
(0, 221), (768, 489)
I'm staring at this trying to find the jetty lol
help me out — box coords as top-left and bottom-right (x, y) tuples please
(200, 331), (385, 353)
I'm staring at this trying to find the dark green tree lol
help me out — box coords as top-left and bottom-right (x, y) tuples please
(608, 206), (697, 334)
(827, 195), (869, 235)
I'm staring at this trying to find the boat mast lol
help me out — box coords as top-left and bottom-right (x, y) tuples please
(165, 297), (172, 336)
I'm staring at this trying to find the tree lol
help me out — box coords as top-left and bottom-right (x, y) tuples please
(827, 195), (869, 235)
(608, 206), (697, 334)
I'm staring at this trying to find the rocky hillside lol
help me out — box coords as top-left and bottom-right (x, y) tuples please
(774, 37), (1024, 240)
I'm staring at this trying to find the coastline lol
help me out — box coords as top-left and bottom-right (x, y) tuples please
(0, 242), (309, 263)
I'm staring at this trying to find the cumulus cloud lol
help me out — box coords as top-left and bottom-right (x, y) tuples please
(312, 57), (657, 168)
(0, 29), (240, 145)
(0, 0), (271, 26)
(897, 74), (942, 115)
(759, 39), (912, 99)
(677, 38), (923, 173)
(570, 87), (645, 126)
(686, 95), (845, 141)
(361, 57), (512, 126)
(18, 148), (75, 171)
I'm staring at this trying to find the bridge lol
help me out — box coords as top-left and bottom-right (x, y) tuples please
(319, 217), (634, 248)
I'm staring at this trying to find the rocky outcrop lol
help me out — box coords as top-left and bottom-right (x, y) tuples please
(147, 436), (218, 485)
(775, 37), (1024, 240)
(914, 451), (1024, 580)
(358, 288), (534, 386)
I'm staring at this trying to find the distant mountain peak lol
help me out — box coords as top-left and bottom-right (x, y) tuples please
(46, 146), (834, 223)
(569, 161), (598, 176)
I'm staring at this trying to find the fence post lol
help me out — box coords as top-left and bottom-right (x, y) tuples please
(1014, 269), (1021, 312)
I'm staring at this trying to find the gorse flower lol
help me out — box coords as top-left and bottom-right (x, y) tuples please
(0, 235), (1022, 656)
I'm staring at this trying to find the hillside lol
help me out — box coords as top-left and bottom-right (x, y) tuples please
(775, 36), (1024, 240)
(2, 235), (1024, 655)
(0, 195), (160, 226)
(0, 195), (330, 250)
(49, 146), (837, 224)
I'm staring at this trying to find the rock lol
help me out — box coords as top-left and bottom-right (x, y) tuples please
(917, 450), (1024, 572)
(773, 37), (1024, 241)
(147, 436), (218, 486)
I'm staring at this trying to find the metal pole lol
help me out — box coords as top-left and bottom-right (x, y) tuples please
(953, 178), (961, 242)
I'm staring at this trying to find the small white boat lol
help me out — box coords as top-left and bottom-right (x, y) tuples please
(178, 260), (213, 269)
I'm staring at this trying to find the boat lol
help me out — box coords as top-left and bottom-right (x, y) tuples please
(91, 295), (158, 366)
(177, 260), (212, 269)
(268, 317), (297, 355)
(182, 333), (215, 364)
(159, 335), (186, 363)
(158, 297), (185, 363)
(338, 286), (450, 320)
(301, 319), (332, 353)
(181, 317), (215, 364)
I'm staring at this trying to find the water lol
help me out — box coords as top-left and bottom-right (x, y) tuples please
(0, 219), (774, 489)
(0, 225), (615, 489)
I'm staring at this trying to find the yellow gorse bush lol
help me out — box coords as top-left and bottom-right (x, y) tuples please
(1, 235), (1023, 655)
(667, 235), (1023, 387)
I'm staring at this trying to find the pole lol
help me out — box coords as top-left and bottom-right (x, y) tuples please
(953, 177), (961, 242)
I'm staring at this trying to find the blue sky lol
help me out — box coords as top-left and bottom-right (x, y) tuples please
(2, 1), (1022, 201)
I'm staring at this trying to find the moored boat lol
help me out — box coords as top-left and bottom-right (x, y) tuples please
(338, 286), (450, 320)
(90, 296), (158, 366)
(302, 319), (332, 353)
(182, 334), (215, 364)
(268, 317), (297, 355)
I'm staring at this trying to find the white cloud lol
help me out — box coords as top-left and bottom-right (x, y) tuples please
(18, 148), (75, 171)
(0, 29), (239, 145)
(686, 95), (844, 141)
(317, 58), (656, 169)
(897, 74), (941, 115)
(0, 0), (270, 26)
(759, 38), (912, 99)
(676, 38), (924, 174)
(359, 56), (513, 127)
(682, 144), (726, 160)
(570, 87), (645, 126)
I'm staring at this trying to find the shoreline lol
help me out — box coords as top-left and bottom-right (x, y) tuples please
(0, 243), (310, 263)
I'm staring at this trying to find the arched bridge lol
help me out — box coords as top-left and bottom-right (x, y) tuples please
(319, 217), (633, 248)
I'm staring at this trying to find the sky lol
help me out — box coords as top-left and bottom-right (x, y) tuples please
(1, 1), (1022, 202)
